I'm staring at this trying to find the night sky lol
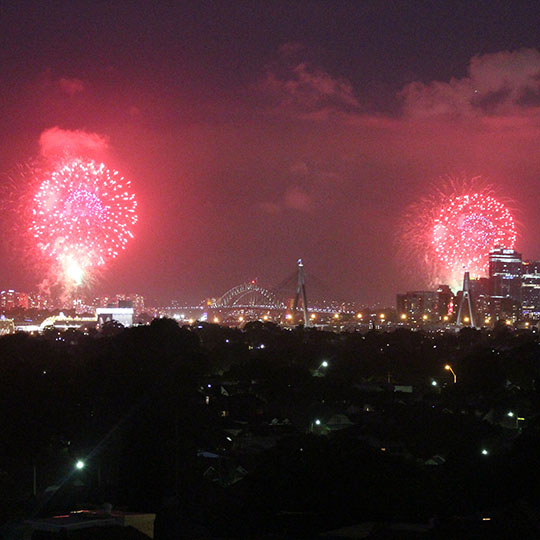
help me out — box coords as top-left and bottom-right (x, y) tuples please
(3, 1), (540, 304)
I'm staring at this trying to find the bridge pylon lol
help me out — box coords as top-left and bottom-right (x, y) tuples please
(456, 271), (476, 328)
(292, 259), (310, 327)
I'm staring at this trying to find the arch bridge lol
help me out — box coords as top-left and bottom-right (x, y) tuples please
(211, 281), (286, 310)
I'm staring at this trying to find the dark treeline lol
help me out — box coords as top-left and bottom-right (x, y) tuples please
(2, 319), (540, 537)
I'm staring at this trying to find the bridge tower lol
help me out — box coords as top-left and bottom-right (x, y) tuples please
(292, 259), (310, 327)
(456, 271), (475, 328)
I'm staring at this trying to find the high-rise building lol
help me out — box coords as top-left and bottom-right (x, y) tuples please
(0, 290), (16, 310)
(468, 277), (491, 323)
(436, 285), (454, 318)
(396, 290), (438, 321)
(522, 260), (540, 318)
(489, 248), (522, 303)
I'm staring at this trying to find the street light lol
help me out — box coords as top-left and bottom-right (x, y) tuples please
(445, 364), (457, 384)
(321, 361), (329, 368)
(75, 460), (85, 470)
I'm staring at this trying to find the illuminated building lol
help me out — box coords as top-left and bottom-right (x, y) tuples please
(0, 317), (15, 335)
(522, 260), (540, 318)
(28, 293), (50, 310)
(396, 291), (438, 320)
(489, 248), (522, 302)
(468, 277), (490, 322)
(0, 290), (16, 310)
(96, 307), (134, 328)
(124, 293), (145, 315)
(436, 285), (454, 317)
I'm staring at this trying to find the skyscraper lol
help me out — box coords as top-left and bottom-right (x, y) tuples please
(522, 260), (540, 318)
(489, 248), (522, 302)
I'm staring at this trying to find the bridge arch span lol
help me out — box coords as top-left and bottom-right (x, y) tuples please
(212, 282), (285, 309)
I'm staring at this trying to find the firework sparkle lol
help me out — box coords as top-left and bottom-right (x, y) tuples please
(400, 177), (517, 288)
(30, 158), (138, 287)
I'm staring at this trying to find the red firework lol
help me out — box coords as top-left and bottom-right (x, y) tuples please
(30, 158), (138, 285)
(433, 192), (516, 276)
(400, 177), (517, 287)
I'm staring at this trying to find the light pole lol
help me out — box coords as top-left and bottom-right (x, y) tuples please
(445, 364), (457, 384)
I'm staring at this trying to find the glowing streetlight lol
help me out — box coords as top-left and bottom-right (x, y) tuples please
(443, 315), (449, 322)
(314, 419), (321, 425)
(379, 313), (385, 320)
(445, 364), (457, 384)
(333, 313), (340, 319)
(481, 449), (489, 456)
(213, 316), (219, 324)
(463, 316), (470, 323)
(400, 313), (407, 320)
(431, 380), (437, 387)
(75, 460), (85, 470)
(422, 314), (428, 321)
(238, 316), (244, 322)
(356, 313), (363, 319)
(321, 361), (329, 368)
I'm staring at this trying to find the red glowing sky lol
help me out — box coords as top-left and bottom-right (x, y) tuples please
(3, 2), (540, 304)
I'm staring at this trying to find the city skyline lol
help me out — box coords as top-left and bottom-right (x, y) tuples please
(4, 3), (540, 304)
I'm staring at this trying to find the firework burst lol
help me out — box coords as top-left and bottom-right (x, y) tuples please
(30, 158), (138, 287)
(399, 176), (517, 288)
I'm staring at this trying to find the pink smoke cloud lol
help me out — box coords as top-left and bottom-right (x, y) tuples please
(58, 77), (85, 96)
(284, 185), (312, 211)
(400, 48), (540, 117)
(39, 127), (109, 158)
